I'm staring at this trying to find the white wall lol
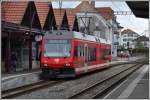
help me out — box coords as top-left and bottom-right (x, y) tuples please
(121, 33), (139, 49)
(76, 12), (111, 42)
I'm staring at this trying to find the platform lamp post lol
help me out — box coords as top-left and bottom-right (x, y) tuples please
(127, 41), (129, 50)
(29, 9), (35, 70)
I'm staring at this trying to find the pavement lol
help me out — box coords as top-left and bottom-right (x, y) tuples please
(2, 68), (40, 80)
(103, 64), (149, 99)
(112, 55), (146, 61)
(1, 69), (41, 91)
(2, 56), (144, 79)
(1, 56), (147, 92)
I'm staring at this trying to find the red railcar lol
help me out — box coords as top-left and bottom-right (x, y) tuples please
(40, 30), (112, 78)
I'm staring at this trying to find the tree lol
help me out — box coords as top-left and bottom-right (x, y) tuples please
(135, 41), (144, 49)
(117, 45), (125, 51)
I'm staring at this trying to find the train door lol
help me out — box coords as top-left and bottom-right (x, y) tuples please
(84, 44), (88, 67)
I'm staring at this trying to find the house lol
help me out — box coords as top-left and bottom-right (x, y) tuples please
(96, 7), (122, 57)
(1, 1), (55, 72)
(73, 1), (122, 57)
(121, 29), (140, 49)
(75, 1), (111, 41)
(134, 36), (149, 48)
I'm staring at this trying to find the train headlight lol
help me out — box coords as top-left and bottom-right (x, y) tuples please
(65, 63), (70, 66)
(44, 63), (47, 66)
(44, 60), (47, 63)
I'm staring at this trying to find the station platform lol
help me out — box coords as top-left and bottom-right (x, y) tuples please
(2, 56), (145, 79)
(103, 64), (149, 99)
(1, 56), (146, 91)
(2, 68), (40, 81)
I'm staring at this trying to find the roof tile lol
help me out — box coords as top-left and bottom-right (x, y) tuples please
(35, 2), (51, 28)
(75, 1), (97, 13)
(96, 7), (113, 20)
(65, 9), (76, 31)
(2, 1), (28, 24)
(53, 9), (65, 28)
(54, 8), (77, 31)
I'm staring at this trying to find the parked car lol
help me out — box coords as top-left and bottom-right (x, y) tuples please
(118, 51), (130, 58)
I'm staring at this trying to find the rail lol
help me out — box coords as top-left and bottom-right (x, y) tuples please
(2, 80), (65, 98)
(68, 63), (144, 99)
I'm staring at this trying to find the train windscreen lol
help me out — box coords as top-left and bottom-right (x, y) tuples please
(44, 39), (71, 57)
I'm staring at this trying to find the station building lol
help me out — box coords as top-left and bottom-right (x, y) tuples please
(1, 1), (122, 73)
(1, 1), (54, 72)
(1, 1), (79, 73)
(121, 29), (140, 49)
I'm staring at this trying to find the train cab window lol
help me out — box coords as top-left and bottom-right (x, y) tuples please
(44, 39), (71, 57)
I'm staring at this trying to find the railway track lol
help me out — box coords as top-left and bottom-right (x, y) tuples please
(2, 80), (65, 99)
(2, 59), (146, 99)
(68, 63), (144, 99)
(1, 64), (122, 99)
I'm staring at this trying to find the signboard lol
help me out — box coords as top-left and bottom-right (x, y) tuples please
(35, 35), (42, 41)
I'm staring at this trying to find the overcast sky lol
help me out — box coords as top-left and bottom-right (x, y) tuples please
(52, 1), (149, 36)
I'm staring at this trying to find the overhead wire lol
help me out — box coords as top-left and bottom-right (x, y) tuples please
(111, 1), (142, 35)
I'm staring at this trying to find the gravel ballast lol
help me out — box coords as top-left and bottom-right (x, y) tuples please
(14, 64), (137, 99)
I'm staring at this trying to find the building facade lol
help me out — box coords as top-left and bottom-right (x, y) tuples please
(121, 29), (140, 49)
(134, 36), (149, 48)
(74, 1), (123, 57)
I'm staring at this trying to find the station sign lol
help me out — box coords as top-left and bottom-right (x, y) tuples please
(35, 35), (42, 41)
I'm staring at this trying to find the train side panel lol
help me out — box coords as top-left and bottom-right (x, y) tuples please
(73, 38), (111, 75)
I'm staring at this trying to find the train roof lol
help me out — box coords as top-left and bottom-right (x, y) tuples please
(73, 31), (111, 44)
(44, 30), (111, 44)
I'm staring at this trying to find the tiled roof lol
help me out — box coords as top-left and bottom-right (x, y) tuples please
(75, 1), (97, 13)
(135, 36), (149, 41)
(53, 8), (76, 31)
(96, 7), (113, 13)
(121, 29), (139, 35)
(65, 9), (76, 31)
(67, 14), (75, 31)
(96, 7), (113, 20)
(53, 9), (65, 29)
(1, 1), (28, 24)
(35, 2), (50, 29)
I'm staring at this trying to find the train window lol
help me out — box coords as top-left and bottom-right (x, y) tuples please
(83, 46), (84, 56)
(80, 46), (82, 57)
(94, 48), (96, 60)
(78, 46), (82, 57)
(74, 46), (78, 57)
(87, 47), (96, 61)
(88, 47), (91, 61)
(101, 49), (106, 60)
(81, 46), (84, 57)
(101, 49), (111, 60)
(109, 49), (111, 55)
(76, 45), (85, 57)
(78, 46), (80, 57)
(100, 49), (103, 60)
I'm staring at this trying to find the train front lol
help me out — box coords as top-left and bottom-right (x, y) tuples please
(40, 31), (75, 78)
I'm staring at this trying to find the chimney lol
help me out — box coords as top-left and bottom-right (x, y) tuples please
(90, 1), (95, 8)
